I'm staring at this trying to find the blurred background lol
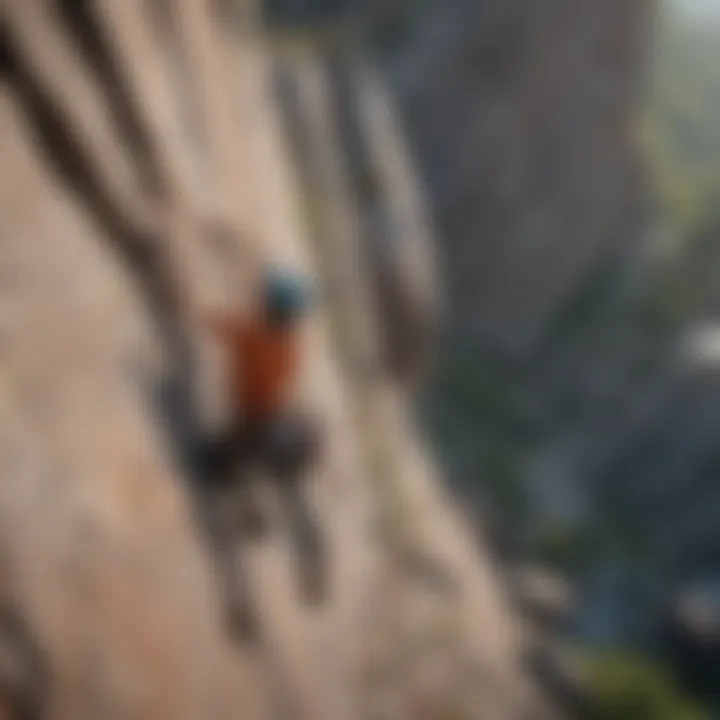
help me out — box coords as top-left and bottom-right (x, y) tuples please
(2, 0), (720, 717)
(263, 0), (720, 715)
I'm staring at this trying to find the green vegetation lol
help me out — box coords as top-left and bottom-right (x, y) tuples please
(425, 347), (532, 524)
(542, 256), (623, 354)
(534, 521), (597, 573)
(635, 266), (699, 334)
(421, 341), (550, 537)
(643, 3), (720, 238)
(635, 232), (720, 333)
(482, 444), (528, 523)
(434, 350), (519, 433)
(584, 650), (708, 720)
(631, 2), (720, 331)
(264, 0), (437, 56)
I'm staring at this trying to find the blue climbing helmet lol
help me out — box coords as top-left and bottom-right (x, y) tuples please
(262, 266), (314, 325)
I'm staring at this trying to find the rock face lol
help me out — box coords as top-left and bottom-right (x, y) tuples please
(1, 2), (547, 718)
(379, 0), (653, 362)
(266, 2), (720, 693)
(270, 44), (555, 719)
(375, 0), (720, 644)
(1, 4), (263, 718)
(323, 49), (441, 388)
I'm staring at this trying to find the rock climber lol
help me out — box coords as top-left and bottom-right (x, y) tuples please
(196, 265), (327, 637)
(199, 266), (320, 484)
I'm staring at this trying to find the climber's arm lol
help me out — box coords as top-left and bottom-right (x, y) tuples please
(203, 310), (243, 348)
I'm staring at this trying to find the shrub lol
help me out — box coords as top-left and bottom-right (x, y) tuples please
(482, 445), (528, 523)
(534, 522), (595, 573)
(584, 650), (708, 720)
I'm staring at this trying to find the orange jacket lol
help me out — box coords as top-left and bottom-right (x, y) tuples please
(205, 311), (300, 421)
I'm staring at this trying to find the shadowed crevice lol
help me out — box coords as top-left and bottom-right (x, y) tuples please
(0, 602), (49, 720)
(3, 22), (201, 459)
(56, 0), (163, 196)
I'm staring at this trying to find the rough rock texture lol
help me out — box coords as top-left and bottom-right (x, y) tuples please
(270, 45), (555, 718)
(322, 48), (441, 388)
(0, 1), (548, 718)
(381, 0), (654, 362)
(0, 4), (264, 718)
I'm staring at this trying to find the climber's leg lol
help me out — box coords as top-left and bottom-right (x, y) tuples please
(195, 420), (268, 645)
(199, 466), (263, 644)
(216, 530), (260, 643)
(263, 411), (328, 605)
(286, 478), (328, 605)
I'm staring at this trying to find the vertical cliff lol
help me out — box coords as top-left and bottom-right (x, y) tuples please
(375, 0), (654, 362)
(267, 0), (720, 704)
(0, 1), (550, 718)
